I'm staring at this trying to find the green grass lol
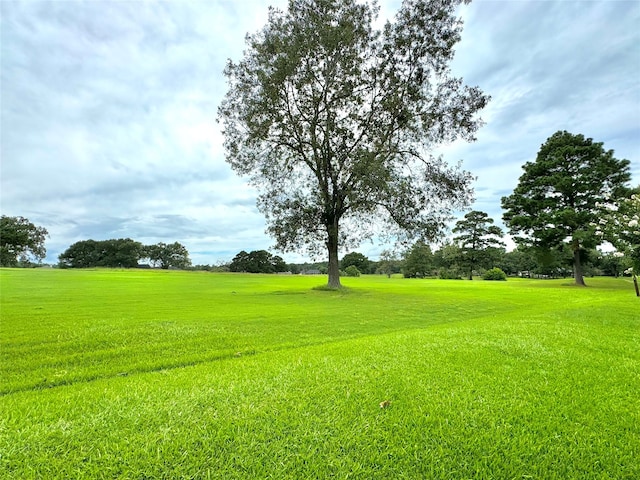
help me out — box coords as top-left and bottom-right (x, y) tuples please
(1, 269), (639, 478)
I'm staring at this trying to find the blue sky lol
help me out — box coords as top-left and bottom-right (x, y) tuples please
(2, 0), (639, 265)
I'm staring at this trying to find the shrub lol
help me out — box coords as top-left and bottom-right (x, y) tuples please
(344, 265), (361, 277)
(483, 267), (507, 281)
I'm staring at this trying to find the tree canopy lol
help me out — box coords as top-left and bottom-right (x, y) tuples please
(145, 242), (192, 270)
(341, 252), (371, 274)
(218, 0), (488, 288)
(501, 131), (631, 286)
(58, 239), (144, 268)
(58, 239), (191, 269)
(0, 216), (49, 267)
(229, 250), (287, 273)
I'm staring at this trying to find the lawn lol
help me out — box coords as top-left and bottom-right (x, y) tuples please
(1, 269), (638, 478)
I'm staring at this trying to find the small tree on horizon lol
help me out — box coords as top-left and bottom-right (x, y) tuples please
(378, 249), (402, 278)
(218, 0), (489, 289)
(452, 210), (505, 280)
(229, 249), (287, 273)
(145, 242), (191, 270)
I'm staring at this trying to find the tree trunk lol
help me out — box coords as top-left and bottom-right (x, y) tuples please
(326, 219), (342, 289)
(572, 241), (586, 286)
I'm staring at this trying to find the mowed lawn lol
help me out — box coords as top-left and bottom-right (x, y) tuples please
(1, 269), (638, 479)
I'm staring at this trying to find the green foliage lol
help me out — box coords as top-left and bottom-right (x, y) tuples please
(502, 130), (632, 286)
(58, 238), (144, 268)
(58, 240), (191, 270)
(218, 0), (488, 288)
(144, 242), (192, 270)
(1, 270), (638, 478)
(483, 267), (507, 281)
(344, 265), (361, 277)
(452, 210), (505, 280)
(596, 251), (630, 277)
(0, 215), (48, 266)
(377, 249), (402, 278)
(499, 248), (537, 276)
(403, 241), (433, 278)
(229, 250), (287, 273)
(341, 252), (370, 274)
(594, 189), (640, 274)
(432, 241), (461, 270)
(438, 268), (463, 280)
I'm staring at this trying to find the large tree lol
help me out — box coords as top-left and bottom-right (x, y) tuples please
(452, 210), (504, 280)
(218, 0), (488, 288)
(502, 131), (631, 286)
(0, 215), (49, 267)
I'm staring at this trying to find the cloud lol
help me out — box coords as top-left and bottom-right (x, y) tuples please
(1, 0), (638, 264)
(438, 0), (640, 236)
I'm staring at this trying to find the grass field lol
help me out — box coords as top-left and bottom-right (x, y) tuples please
(1, 269), (639, 479)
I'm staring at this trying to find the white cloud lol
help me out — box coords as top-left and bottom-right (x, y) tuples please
(1, 0), (638, 265)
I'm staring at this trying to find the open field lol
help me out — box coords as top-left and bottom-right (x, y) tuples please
(1, 269), (639, 478)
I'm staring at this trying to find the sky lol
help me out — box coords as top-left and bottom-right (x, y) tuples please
(1, 0), (639, 265)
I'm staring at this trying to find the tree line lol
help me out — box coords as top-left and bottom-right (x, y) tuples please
(3, 0), (638, 292)
(217, 0), (637, 289)
(58, 239), (191, 269)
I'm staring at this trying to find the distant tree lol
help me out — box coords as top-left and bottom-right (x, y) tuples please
(102, 239), (144, 268)
(432, 241), (461, 271)
(229, 250), (287, 273)
(403, 241), (433, 278)
(341, 252), (371, 274)
(271, 254), (287, 273)
(191, 264), (214, 272)
(432, 242), (465, 279)
(377, 249), (402, 278)
(59, 238), (143, 268)
(288, 263), (301, 275)
(229, 250), (250, 272)
(596, 251), (629, 277)
(145, 242), (191, 270)
(499, 248), (537, 277)
(452, 210), (505, 280)
(502, 131), (631, 286)
(58, 239), (100, 268)
(0, 215), (49, 267)
(533, 247), (574, 278)
(246, 250), (274, 273)
(218, 0), (488, 288)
